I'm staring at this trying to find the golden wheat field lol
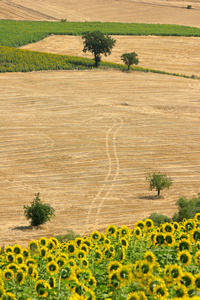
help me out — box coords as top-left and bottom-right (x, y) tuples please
(0, 0), (200, 247)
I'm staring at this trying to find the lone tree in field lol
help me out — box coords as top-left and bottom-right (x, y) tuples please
(24, 193), (55, 227)
(82, 31), (116, 67)
(121, 52), (139, 70)
(146, 173), (173, 196)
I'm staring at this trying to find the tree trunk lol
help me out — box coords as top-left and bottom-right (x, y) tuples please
(157, 189), (160, 196)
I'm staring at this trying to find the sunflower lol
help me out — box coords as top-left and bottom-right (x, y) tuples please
(177, 238), (192, 252)
(28, 240), (39, 253)
(194, 212), (200, 223)
(25, 258), (37, 267)
(66, 242), (76, 255)
(46, 254), (54, 263)
(177, 250), (192, 267)
(106, 225), (117, 237)
(118, 225), (130, 237)
(194, 273), (200, 291)
(163, 265), (172, 284)
(47, 238), (56, 251)
(15, 269), (26, 285)
(153, 283), (169, 299)
(6, 253), (15, 263)
(19, 264), (28, 274)
(107, 261), (122, 273)
(27, 265), (36, 277)
(147, 276), (165, 295)
(88, 276), (97, 288)
(172, 221), (180, 231)
(80, 258), (89, 268)
(144, 251), (156, 266)
(104, 247), (115, 260)
(7, 263), (18, 273)
(49, 276), (56, 289)
(84, 286), (95, 300)
(162, 222), (174, 234)
(3, 269), (15, 281)
(120, 237), (129, 249)
(13, 244), (22, 255)
(154, 233), (165, 246)
(76, 249), (87, 260)
(144, 218), (154, 230)
(15, 254), (24, 265)
(191, 229), (200, 243)
(108, 271), (120, 288)
(68, 258), (77, 268)
(80, 244), (89, 254)
(93, 249), (102, 264)
(60, 266), (74, 281)
(4, 246), (13, 253)
(83, 238), (93, 249)
(50, 237), (59, 248)
(69, 293), (87, 300)
(184, 219), (196, 232)
(194, 250), (200, 266)
(22, 248), (29, 259)
(127, 292), (140, 300)
(165, 233), (175, 246)
(4, 292), (17, 300)
(0, 286), (5, 298)
(90, 231), (101, 241)
(170, 264), (183, 283)
(135, 220), (145, 230)
(181, 272), (195, 288)
(46, 260), (59, 275)
(117, 265), (132, 285)
(39, 246), (48, 259)
(75, 237), (83, 247)
(178, 232), (189, 241)
(35, 279), (50, 297)
(174, 283), (188, 298)
(56, 256), (67, 269)
(38, 236), (48, 247)
(133, 227), (142, 239)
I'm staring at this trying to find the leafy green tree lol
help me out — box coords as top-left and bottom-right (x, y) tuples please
(173, 194), (200, 222)
(146, 173), (173, 196)
(24, 193), (55, 227)
(121, 52), (139, 70)
(82, 31), (116, 67)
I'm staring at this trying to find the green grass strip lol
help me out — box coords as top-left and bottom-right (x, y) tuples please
(0, 46), (198, 80)
(1, 20), (200, 47)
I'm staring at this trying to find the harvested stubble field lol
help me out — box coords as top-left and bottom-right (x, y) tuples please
(0, 70), (199, 247)
(0, 0), (200, 247)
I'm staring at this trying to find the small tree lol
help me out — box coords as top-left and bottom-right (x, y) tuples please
(24, 193), (55, 227)
(121, 52), (139, 70)
(146, 173), (173, 196)
(82, 31), (116, 67)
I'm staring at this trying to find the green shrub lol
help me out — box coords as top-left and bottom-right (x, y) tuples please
(146, 212), (171, 226)
(187, 5), (192, 9)
(56, 229), (80, 243)
(24, 193), (55, 227)
(172, 194), (200, 222)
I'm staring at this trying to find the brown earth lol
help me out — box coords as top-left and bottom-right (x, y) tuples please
(0, 70), (199, 247)
(0, 0), (200, 27)
(21, 35), (200, 78)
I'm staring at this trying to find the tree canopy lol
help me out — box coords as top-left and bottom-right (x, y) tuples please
(121, 52), (139, 70)
(82, 31), (116, 67)
(146, 173), (173, 196)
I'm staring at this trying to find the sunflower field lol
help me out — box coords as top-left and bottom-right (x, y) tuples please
(1, 214), (200, 300)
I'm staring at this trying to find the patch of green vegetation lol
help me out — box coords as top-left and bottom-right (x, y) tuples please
(0, 20), (200, 47)
(0, 46), (196, 79)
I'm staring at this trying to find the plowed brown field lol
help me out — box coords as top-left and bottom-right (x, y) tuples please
(0, 70), (199, 247)
(1, 0), (200, 27)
